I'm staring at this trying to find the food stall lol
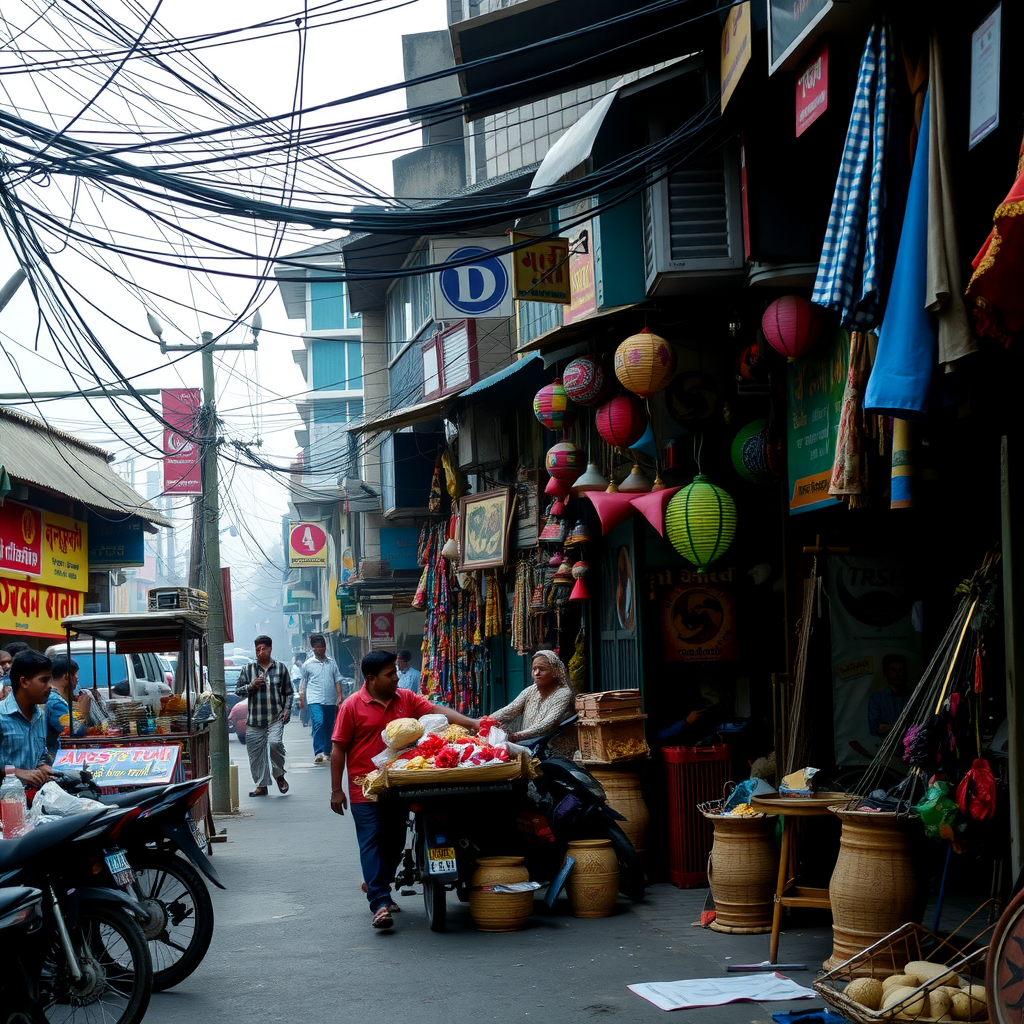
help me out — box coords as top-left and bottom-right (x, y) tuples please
(54, 610), (214, 842)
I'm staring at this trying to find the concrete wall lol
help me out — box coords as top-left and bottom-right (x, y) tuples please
(356, 310), (388, 562)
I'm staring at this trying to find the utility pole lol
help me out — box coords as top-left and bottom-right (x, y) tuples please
(147, 315), (261, 815)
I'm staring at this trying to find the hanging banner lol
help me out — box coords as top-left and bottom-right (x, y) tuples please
(288, 521), (328, 567)
(53, 745), (181, 785)
(161, 388), (202, 495)
(563, 220), (597, 325)
(827, 555), (924, 765)
(0, 577), (83, 638)
(795, 43), (828, 136)
(0, 502), (88, 592)
(650, 567), (739, 662)
(511, 232), (571, 304)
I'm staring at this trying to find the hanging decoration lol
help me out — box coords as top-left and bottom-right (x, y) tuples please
(731, 419), (773, 483)
(664, 475), (738, 571)
(570, 561), (590, 601)
(533, 377), (578, 431)
(583, 491), (636, 535)
(568, 627), (586, 690)
(511, 556), (535, 655)
(545, 441), (587, 484)
(618, 462), (654, 493)
(595, 394), (647, 448)
(733, 343), (766, 384)
(572, 462), (609, 493)
(614, 328), (676, 397)
(761, 295), (823, 359)
(629, 487), (682, 537)
(484, 571), (502, 639)
(441, 513), (459, 560)
(562, 356), (607, 406)
(545, 475), (570, 499)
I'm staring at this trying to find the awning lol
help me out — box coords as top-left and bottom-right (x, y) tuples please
(0, 407), (171, 527)
(457, 353), (543, 399)
(516, 303), (647, 355)
(348, 393), (460, 436)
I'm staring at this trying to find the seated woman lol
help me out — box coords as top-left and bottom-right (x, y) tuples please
(47, 655), (115, 750)
(491, 649), (577, 758)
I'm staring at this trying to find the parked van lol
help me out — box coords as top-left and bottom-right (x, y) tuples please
(43, 640), (172, 712)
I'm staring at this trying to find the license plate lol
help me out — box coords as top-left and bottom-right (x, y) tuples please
(187, 815), (204, 848)
(427, 846), (456, 875)
(104, 849), (135, 887)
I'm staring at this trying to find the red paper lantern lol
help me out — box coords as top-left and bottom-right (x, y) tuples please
(562, 357), (607, 406)
(595, 394), (647, 448)
(545, 441), (586, 484)
(761, 296), (822, 359)
(533, 377), (578, 431)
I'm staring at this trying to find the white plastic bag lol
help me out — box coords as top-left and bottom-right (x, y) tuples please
(32, 781), (106, 818)
(418, 713), (449, 736)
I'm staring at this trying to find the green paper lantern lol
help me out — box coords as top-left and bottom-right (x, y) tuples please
(730, 418), (767, 483)
(665, 475), (737, 571)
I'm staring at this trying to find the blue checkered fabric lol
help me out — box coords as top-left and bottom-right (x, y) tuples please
(812, 23), (890, 329)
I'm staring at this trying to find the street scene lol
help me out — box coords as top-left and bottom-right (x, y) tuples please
(1, 0), (1024, 1022)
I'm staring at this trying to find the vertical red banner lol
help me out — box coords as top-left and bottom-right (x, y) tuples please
(161, 388), (202, 495)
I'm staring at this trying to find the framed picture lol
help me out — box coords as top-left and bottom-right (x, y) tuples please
(459, 487), (513, 571)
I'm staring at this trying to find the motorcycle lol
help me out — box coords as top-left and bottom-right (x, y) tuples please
(0, 884), (45, 1024)
(57, 772), (221, 990)
(0, 807), (154, 1024)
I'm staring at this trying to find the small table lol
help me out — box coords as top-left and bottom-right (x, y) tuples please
(751, 792), (849, 963)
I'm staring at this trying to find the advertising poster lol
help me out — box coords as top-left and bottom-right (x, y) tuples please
(652, 567), (739, 663)
(54, 745), (181, 785)
(288, 521), (328, 567)
(161, 388), (202, 495)
(827, 555), (923, 765)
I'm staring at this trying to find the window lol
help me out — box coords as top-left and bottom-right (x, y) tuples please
(385, 250), (432, 360)
(310, 280), (361, 331)
(310, 340), (363, 392)
(421, 321), (478, 400)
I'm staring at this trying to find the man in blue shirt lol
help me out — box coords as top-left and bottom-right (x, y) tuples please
(299, 634), (343, 764)
(0, 650), (59, 788)
(396, 650), (421, 694)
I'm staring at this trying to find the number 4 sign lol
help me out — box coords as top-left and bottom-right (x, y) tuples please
(288, 521), (328, 567)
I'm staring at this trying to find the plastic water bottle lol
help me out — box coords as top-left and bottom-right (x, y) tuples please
(0, 765), (27, 839)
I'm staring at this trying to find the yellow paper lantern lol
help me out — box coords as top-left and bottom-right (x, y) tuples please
(614, 328), (676, 397)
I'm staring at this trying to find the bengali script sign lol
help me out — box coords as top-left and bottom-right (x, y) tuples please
(0, 502), (88, 591)
(0, 577), (82, 638)
(54, 745), (181, 785)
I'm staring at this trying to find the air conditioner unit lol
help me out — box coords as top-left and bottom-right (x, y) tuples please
(642, 143), (745, 296)
(457, 405), (507, 469)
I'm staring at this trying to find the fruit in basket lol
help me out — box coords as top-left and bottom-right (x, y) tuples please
(950, 988), (986, 1021)
(928, 988), (954, 1020)
(883, 974), (919, 994)
(905, 961), (961, 987)
(881, 986), (927, 1017)
(843, 978), (883, 1010)
(385, 718), (424, 748)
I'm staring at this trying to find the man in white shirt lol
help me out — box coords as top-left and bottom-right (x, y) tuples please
(299, 634), (343, 764)
(396, 650), (421, 693)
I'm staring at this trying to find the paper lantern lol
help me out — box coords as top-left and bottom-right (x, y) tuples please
(665, 475), (737, 571)
(595, 394), (647, 448)
(572, 462), (609, 494)
(762, 296), (822, 359)
(614, 328), (676, 397)
(731, 419), (772, 483)
(533, 377), (578, 431)
(545, 441), (586, 483)
(563, 357), (607, 406)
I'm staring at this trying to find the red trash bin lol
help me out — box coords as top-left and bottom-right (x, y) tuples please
(662, 744), (732, 888)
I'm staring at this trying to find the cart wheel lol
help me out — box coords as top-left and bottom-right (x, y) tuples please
(987, 887), (1024, 1024)
(424, 879), (447, 932)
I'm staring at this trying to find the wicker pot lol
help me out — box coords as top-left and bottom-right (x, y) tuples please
(824, 809), (924, 973)
(565, 839), (620, 918)
(469, 856), (534, 932)
(705, 813), (778, 934)
(590, 767), (649, 864)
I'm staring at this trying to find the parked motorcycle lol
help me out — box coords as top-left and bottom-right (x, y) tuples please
(0, 884), (45, 1024)
(0, 807), (154, 1024)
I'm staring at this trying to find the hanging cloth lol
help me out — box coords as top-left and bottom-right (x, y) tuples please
(864, 90), (937, 420)
(965, 131), (1024, 346)
(925, 33), (976, 370)
(812, 23), (892, 329)
(890, 419), (916, 508)
(828, 331), (873, 506)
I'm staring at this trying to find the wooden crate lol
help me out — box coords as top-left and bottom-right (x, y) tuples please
(577, 714), (649, 763)
(147, 587), (208, 613)
(576, 689), (642, 721)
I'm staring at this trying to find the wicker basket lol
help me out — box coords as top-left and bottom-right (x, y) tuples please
(360, 752), (536, 799)
(814, 916), (993, 1024)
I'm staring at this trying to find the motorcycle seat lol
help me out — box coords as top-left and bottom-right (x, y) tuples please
(0, 809), (108, 872)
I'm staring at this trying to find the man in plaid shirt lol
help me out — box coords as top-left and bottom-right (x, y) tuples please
(236, 635), (293, 797)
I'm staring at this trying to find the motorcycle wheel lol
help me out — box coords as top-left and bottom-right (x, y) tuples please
(39, 903), (152, 1024)
(132, 853), (214, 991)
(424, 878), (447, 933)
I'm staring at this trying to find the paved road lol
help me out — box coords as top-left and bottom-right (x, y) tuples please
(141, 720), (834, 1023)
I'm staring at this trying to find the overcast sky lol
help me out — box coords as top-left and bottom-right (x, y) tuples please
(0, 0), (446, 585)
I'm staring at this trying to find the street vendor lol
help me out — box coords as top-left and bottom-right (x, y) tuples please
(0, 651), (59, 788)
(329, 650), (480, 931)
(490, 650), (577, 758)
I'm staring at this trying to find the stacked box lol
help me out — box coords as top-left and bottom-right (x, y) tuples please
(575, 689), (648, 763)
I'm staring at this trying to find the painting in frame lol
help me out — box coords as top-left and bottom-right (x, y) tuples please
(459, 487), (513, 571)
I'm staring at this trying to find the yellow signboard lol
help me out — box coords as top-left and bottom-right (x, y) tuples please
(720, 2), (752, 113)
(0, 577), (83, 638)
(0, 502), (88, 592)
(512, 233), (571, 305)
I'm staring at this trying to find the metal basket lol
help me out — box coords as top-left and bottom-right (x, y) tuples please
(814, 904), (996, 1024)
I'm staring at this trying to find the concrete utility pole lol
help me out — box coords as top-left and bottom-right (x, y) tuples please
(148, 314), (261, 815)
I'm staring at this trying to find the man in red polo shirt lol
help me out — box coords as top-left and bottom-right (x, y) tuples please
(330, 649), (479, 929)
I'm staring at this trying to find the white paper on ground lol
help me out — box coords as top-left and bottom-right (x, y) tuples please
(628, 972), (818, 1012)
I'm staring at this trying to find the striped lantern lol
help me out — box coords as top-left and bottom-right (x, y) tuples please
(545, 441), (587, 484)
(761, 296), (822, 359)
(664, 475), (737, 571)
(614, 328), (676, 397)
(533, 377), (578, 431)
(562, 357), (607, 406)
(595, 394), (647, 448)
(731, 419), (772, 483)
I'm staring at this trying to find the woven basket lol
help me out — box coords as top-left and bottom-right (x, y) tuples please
(814, 917), (992, 1024)
(360, 752), (536, 799)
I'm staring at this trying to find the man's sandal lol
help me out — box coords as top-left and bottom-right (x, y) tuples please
(249, 787), (269, 797)
(275, 775), (289, 794)
(372, 907), (394, 929)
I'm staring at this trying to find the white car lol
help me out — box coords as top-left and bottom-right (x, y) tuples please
(44, 640), (172, 713)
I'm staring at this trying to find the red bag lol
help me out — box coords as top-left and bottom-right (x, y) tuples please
(956, 758), (997, 821)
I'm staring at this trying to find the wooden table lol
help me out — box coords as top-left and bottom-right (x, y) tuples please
(751, 792), (849, 963)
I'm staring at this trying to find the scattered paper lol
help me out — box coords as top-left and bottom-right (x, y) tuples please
(629, 972), (818, 1012)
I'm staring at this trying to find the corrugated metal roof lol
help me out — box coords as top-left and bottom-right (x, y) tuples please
(0, 406), (172, 527)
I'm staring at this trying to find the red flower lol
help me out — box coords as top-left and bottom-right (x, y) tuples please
(433, 746), (461, 770)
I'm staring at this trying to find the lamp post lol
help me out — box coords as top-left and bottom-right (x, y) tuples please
(147, 313), (261, 815)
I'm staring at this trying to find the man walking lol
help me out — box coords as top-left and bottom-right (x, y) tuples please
(299, 634), (343, 764)
(235, 635), (292, 797)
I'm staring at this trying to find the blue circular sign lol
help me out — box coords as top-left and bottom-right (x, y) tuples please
(438, 246), (509, 316)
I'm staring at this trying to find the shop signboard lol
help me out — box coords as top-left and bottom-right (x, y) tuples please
(369, 611), (394, 646)
(650, 566), (739, 662)
(969, 4), (1001, 149)
(720, 2), (751, 113)
(563, 221), (597, 325)
(379, 528), (421, 571)
(0, 502), (88, 592)
(0, 578), (83, 638)
(430, 238), (514, 320)
(53, 745), (181, 785)
(88, 517), (145, 567)
(161, 388), (202, 495)
(795, 43), (828, 136)
(827, 556), (924, 765)
(511, 232), (571, 305)
(786, 327), (848, 514)
(288, 521), (328, 567)
(768, 0), (832, 75)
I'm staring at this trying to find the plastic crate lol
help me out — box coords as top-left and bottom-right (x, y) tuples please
(662, 744), (732, 888)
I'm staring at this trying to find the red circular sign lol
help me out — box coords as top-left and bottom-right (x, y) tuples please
(290, 523), (327, 556)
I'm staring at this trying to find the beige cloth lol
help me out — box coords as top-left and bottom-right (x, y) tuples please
(925, 32), (976, 370)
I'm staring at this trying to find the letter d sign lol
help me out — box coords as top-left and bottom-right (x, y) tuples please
(432, 240), (513, 319)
